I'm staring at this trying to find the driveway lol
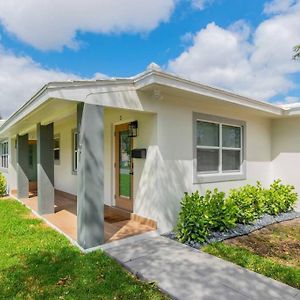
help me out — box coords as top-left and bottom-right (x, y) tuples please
(105, 235), (300, 300)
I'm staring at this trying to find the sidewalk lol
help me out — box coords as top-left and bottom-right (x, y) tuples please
(105, 236), (300, 300)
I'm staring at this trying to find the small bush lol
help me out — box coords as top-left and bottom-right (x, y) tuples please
(176, 189), (237, 243)
(0, 172), (7, 196)
(227, 182), (266, 224)
(264, 179), (298, 215)
(176, 179), (298, 243)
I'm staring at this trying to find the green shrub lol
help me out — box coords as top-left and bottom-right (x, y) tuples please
(227, 182), (266, 224)
(176, 179), (298, 244)
(264, 179), (298, 215)
(176, 189), (237, 243)
(0, 172), (7, 196)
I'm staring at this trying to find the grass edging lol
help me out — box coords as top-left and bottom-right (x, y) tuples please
(202, 241), (300, 289)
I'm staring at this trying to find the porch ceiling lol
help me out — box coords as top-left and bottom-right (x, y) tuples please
(3, 98), (78, 137)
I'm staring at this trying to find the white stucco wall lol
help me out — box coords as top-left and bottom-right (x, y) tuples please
(271, 117), (300, 211)
(7, 89), (300, 234)
(53, 115), (77, 195)
(131, 94), (273, 232)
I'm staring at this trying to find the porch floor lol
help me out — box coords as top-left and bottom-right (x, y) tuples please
(21, 192), (155, 244)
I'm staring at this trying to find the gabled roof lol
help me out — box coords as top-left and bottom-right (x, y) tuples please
(0, 63), (299, 134)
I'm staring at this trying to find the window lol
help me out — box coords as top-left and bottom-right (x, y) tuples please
(1, 141), (8, 169)
(54, 135), (60, 163)
(72, 131), (78, 172)
(194, 112), (246, 183)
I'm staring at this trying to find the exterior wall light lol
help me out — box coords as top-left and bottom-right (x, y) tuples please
(129, 120), (138, 137)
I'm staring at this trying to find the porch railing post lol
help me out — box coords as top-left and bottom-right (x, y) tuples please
(77, 103), (105, 249)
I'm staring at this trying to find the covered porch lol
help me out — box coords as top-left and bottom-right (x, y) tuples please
(6, 95), (157, 249)
(20, 191), (155, 243)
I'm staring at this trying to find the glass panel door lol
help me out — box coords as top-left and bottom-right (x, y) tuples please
(115, 123), (133, 212)
(119, 130), (131, 198)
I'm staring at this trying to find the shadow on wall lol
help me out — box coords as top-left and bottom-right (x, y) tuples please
(135, 145), (190, 233)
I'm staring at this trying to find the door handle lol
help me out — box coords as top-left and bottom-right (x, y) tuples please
(129, 171), (134, 175)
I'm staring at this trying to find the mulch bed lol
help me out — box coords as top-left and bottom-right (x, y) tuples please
(165, 210), (300, 249)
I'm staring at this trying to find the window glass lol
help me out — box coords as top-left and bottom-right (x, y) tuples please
(197, 121), (219, 147)
(54, 137), (60, 161)
(1, 141), (8, 168)
(197, 148), (219, 172)
(119, 130), (131, 198)
(195, 114), (244, 178)
(222, 125), (241, 148)
(222, 150), (240, 171)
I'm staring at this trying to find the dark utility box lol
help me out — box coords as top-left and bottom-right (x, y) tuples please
(132, 148), (147, 159)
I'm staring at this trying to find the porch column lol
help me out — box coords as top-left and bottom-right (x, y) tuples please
(37, 123), (54, 214)
(77, 103), (104, 249)
(17, 134), (29, 199)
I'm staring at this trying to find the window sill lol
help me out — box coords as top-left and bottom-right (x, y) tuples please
(0, 167), (8, 174)
(193, 172), (246, 184)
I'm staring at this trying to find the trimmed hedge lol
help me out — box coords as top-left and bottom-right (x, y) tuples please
(176, 179), (298, 243)
(0, 172), (7, 197)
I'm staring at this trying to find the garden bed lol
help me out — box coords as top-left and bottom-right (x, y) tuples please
(165, 211), (300, 249)
(169, 180), (300, 250)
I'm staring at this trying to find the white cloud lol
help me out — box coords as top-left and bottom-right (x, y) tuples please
(191, 0), (214, 10)
(264, 0), (296, 14)
(0, 0), (176, 50)
(0, 44), (107, 118)
(168, 1), (300, 101)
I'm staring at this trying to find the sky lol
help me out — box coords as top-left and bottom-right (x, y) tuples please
(0, 0), (300, 117)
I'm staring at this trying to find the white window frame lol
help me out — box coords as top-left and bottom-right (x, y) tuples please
(0, 140), (9, 169)
(72, 130), (78, 173)
(193, 112), (246, 183)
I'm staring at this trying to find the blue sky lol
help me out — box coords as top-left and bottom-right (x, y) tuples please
(0, 0), (299, 117)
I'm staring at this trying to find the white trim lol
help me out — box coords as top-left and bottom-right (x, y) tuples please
(134, 71), (284, 115)
(3, 68), (298, 137)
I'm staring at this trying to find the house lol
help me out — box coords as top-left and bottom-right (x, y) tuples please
(0, 63), (299, 249)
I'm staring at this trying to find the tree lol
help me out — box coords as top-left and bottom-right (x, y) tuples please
(293, 44), (300, 60)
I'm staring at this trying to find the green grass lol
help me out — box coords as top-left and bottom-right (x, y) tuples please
(0, 199), (167, 299)
(120, 173), (130, 198)
(203, 222), (300, 289)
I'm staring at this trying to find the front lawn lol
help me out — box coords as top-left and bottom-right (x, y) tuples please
(0, 199), (167, 299)
(203, 219), (300, 289)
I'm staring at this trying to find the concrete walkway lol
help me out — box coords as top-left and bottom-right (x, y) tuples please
(105, 236), (300, 300)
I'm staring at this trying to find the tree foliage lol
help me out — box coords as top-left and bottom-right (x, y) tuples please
(293, 44), (300, 60)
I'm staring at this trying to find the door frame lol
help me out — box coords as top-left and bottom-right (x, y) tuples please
(114, 122), (134, 212)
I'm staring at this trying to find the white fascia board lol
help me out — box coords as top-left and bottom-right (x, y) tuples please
(2, 69), (298, 136)
(0, 80), (135, 135)
(134, 71), (284, 116)
(0, 85), (49, 135)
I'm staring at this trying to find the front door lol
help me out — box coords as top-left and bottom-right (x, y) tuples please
(115, 123), (133, 212)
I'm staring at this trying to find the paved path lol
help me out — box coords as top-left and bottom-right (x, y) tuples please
(105, 236), (300, 300)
